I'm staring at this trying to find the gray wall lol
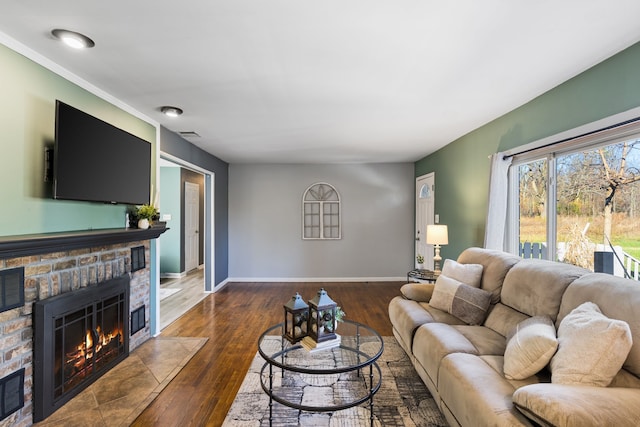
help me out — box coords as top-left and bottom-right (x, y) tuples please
(160, 126), (229, 285)
(229, 163), (414, 279)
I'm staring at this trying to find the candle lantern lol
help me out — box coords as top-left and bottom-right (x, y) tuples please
(308, 288), (337, 343)
(283, 292), (309, 343)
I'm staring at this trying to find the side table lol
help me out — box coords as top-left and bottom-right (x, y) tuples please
(407, 269), (439, 283)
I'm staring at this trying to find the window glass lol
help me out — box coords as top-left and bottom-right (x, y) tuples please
(518, 159), (548, 259)
(556, 140), (640, 271)
(419, 183), (431, 199)
(510, 133), (640, 278)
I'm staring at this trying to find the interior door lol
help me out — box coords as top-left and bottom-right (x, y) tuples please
(184, 182), (200, 272)
(416, 173), (435, 269)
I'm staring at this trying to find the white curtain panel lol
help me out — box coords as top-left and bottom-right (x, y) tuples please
(484, 152), (512, 250)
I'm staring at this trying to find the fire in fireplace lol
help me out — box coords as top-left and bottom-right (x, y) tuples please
(33, 275), (130, 422)
(59, 316), (124, 397)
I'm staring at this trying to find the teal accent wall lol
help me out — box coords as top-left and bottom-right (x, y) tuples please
(0, 43), (156, 236)
(415, 41), (640, 261)
(159, 167), (181, 274)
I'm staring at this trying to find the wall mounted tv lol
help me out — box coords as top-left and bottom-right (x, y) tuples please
(53, 100), (151, 205)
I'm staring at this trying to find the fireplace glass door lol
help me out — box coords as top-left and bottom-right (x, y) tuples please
(34, 275), (130, 422)
(54, 293), (126, 398)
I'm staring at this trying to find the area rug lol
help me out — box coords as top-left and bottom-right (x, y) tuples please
(159, 287), (182, 300)
(35, 336), (207, 427)
(222, 336), (448, 427)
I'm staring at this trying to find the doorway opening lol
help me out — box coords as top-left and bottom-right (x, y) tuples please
(157, 156), (214, 330)
(416, 173), (435, 270)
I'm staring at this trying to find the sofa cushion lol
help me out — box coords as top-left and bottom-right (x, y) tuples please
(558, 272), (640, 377)
(388, 296), (437, 354)
(513, 383), (640, 427)
(438, 353), (535, 427)
(484, 302), (529, 337)
(413, 323), (479, 391)
(551, 302), (632, 387)
(452, 325), (507, 356)
(441, 259), (483, 287)
(504, 316), (558, 380)
(400, 282), (435, 302)
(430, 275), (492, 325)
(500, 259), (588, 322)
(389, 296), (465, 354)
(480, 355), (550, 389)
(457, 247), (521, 304)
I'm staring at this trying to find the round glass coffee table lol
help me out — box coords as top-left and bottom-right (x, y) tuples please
(258, 320), (383, 426)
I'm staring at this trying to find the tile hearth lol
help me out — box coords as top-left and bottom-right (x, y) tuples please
(34, 336), (207, 427)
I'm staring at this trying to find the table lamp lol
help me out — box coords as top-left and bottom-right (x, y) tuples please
(426, 224), (448, 273)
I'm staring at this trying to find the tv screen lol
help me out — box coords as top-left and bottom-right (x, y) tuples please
(53, 100), (151, 205)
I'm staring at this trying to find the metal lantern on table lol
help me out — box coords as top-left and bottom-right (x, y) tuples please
(283, 292), (309, 343)
(308, 288), (337, 343)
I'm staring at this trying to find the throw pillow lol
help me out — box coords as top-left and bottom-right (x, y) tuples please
(441, 259), (483, 288)
(430, 275), (492, 325)
(550, 301), (632, 387)
(504, 316), (558, 380)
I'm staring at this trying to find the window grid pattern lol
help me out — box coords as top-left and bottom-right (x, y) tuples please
(303, 183), (341, 240)
(507, 119), (640, 272)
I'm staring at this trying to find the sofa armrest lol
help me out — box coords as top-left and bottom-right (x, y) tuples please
(400, 283), (435, 302)
(513, 383), (640, 427)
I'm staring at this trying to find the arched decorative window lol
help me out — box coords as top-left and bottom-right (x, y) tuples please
(302, 182), (341, 240)
(419, 183), (432, 199)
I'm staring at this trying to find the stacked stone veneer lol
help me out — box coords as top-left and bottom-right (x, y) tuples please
(0, 240), (152, 427)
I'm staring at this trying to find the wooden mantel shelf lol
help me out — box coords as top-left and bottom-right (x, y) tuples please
(0, 226), (168, 259)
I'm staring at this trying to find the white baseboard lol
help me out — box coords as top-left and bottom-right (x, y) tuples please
(226, 276), (406, 283)
(213, 278), (232, 292)
(160, 272), (187, 279)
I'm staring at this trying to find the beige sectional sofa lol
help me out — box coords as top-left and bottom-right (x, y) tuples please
(388, 247), (640, 427)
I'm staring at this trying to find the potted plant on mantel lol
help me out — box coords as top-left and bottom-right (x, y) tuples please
(135, 204), (159, 230)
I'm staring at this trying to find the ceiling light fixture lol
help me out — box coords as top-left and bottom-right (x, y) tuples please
(161, 106), (184, 117)
(51, 29), (95, 49)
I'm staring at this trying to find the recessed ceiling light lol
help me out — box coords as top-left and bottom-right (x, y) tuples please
(51, 29), (95, 49)
(161, 106), (184, 117)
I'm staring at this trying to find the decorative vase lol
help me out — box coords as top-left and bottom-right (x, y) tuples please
(137, 218), (150, 230)
(417, 264), (424, 270)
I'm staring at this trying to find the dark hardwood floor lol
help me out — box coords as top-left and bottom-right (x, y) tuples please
(131, 281), (404, 426)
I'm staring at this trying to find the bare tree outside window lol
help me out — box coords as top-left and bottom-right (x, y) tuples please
(516, 137), (640, 276)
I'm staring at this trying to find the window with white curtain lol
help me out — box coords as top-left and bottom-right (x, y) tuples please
(506, 119), (640, 276)
(302, 182), (341, 240)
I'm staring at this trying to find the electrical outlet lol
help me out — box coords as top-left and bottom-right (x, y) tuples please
(435, 214), (439, 223)
(162, 214), (172, 221)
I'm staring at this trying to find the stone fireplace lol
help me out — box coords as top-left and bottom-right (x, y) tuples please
(0, 227), (166, 426)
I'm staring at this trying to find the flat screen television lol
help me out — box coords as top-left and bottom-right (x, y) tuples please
(53, 100), (151, 205)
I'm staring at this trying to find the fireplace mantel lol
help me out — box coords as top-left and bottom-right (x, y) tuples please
(0, 226), (168, 259)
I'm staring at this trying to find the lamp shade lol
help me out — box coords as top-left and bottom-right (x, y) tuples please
(426, 224), (448, 245)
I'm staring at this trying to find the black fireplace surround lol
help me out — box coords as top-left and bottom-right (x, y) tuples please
(33, 275), (130, 422)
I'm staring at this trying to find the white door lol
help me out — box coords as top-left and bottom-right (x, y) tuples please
(416, 173), (435, 269)
(185, 182), (200, 272)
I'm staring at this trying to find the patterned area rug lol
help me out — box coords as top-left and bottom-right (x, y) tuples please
(223, 336), (448, 427)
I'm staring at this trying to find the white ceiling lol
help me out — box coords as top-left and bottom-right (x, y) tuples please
(2, 1), (640, 164)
